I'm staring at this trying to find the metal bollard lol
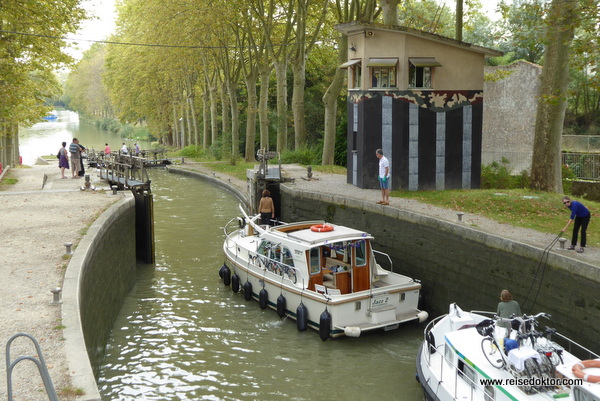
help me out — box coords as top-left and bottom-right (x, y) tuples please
(112, 185), (118, 195)
(84, 174), (91, 190)
(558, 237), (567, 250)
(50, 287), (62, 305)
(457, 212), (465, 222)
(64, 242), (73, 255)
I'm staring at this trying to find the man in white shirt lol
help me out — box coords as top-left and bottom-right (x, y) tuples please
(376, 149), (390, 205)
(121, 143), (128, 154)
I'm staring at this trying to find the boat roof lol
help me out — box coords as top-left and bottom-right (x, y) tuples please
(265, 222), (373, 247)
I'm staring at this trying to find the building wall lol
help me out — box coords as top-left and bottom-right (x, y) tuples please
(279, 185), (600, 352)
(346, 30), (487, 90)
(347, 90), (482, 190)
(482, 61), (542, 173)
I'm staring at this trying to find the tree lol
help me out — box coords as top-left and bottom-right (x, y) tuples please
(530, 0), (580, 192)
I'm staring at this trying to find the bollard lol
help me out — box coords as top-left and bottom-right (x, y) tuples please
(50, 287), (62, 305)
(307, 165), (313, 179)
(112, 185), (118, 195)
(558, 237), (567, 250)
(181, 157), (185, 164)
(84, 174), (91, 190)
(64, 242), (73, 255)
(457, 212), (465, 222)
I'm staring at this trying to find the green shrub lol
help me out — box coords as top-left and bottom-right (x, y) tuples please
(481, 157), (516, 189)
(280, 145), (322, 165)
(562, 164), (577, 194)
(179, 145), (205, 158)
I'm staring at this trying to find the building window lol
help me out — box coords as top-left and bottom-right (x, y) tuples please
(367, 58), (398, 88)
(339, 59), (361, 89)
(408, 58), (442, 89)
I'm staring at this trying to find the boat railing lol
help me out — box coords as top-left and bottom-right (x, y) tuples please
(373, 250), (393, 272)
(552, 330), (599, 360)
(247, 251), (304, 286)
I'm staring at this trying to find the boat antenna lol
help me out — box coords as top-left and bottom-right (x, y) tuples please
(521, 232), (562, 313)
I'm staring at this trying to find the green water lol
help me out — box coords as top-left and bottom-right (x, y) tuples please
(18, 110), (152, 165)
(97, 170), (425, 401)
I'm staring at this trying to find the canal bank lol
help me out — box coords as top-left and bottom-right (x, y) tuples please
(0, 163), (127, 401)
(169, 164), (599, 352)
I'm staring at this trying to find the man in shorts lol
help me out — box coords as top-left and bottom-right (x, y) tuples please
(376, 149), (390, 205)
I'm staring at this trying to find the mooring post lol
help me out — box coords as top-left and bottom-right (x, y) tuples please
(558, 237), (567, 250)
(50, 287), (62, 305)
(64, 242), (73, 255)
(112, 185), (118, 195)
(457, 212), (465, 222)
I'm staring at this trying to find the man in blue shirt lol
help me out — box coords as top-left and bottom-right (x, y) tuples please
(561, 196), (591, 253)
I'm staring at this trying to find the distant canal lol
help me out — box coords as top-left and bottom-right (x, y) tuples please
(96, 169), (425, 401)
(18, 109), (151, 165)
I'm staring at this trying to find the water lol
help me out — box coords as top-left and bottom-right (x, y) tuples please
(18, 113), (425, 400)
(97, 170), (425, 401)
(18, 110), (152, 165)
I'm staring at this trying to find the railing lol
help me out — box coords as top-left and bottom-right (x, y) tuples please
(562, 152), (600, 181)
(6, 333), (58, 401)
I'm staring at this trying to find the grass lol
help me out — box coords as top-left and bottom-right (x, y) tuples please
(391, 188), (600, 248)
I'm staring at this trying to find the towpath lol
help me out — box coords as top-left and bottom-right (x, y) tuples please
(0, 161), (116, 401)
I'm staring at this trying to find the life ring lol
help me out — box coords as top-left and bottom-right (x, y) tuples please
(572, 360), (600, 383)
(311, 224), (334, 233)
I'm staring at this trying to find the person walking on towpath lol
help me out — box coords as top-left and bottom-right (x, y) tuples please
(561, 195), (591, 253)
(69, 138), (81, 178)
(376, 148), (390, 205)
(58, 141), (69, 179)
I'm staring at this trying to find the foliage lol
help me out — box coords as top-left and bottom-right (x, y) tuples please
(562, 164), (577, 194)
(481, 158), (529, 189)
(280, 146), (322, 165)
(179, 146), (206, 159)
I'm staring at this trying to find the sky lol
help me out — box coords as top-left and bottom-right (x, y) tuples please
(66, 0), (509, 60)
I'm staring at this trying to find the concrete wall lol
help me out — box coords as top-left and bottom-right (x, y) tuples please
(63, 193), (137, 401)
(482, 61), (542, 173)
(279, 184), (600, 352)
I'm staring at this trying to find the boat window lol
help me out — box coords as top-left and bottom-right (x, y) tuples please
(355, 240), (366, 267)
(282, 247), (294, 267)
(457, 359), (476, 388)
(484, 386), (494, 401)
(444, 343), (453, 365)
(309, 248), (320, 275)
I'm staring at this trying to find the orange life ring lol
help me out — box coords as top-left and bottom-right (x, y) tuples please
(310, 224), (334, 233)
(572, 360), (600, 383)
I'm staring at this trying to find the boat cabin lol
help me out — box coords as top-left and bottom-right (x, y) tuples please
(257, 222), (374, 294)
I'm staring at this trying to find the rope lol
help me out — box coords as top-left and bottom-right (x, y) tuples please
(522, 232), (563, 313)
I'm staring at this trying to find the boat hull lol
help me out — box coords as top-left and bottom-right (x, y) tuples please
(222, 226), (426, 338)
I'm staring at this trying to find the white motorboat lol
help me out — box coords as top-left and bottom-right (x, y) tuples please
(416, 303), (600, 401)
(221, 207), (428, 339)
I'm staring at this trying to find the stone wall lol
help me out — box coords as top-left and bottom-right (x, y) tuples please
(279, 184), (600, 351)
(482, 61), (542, 173)
(63, 194), (137, 401)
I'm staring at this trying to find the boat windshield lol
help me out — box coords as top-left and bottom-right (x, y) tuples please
(355, 240), (366, 267)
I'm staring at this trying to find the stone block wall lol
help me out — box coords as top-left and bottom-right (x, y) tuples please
(280, 184), (600, 352)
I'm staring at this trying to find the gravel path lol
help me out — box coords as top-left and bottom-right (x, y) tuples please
(0, 162), (116, 401)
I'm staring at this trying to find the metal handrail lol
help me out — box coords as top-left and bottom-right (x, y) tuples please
(6, 333), (58, 401)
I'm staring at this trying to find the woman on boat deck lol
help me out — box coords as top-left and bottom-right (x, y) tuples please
(496, 289), (521, 327)
(259, 189), (275, 226)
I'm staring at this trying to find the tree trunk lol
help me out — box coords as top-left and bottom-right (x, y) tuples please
(209, 79), (219, 147)
(322, 35), (348, 165)
(172, 102), (179, 149)
(379, 0), (400, 25)
(228, 80), (240, 160)
(258, 62), (272, 151)
(530, 0), (579, 192)
(292, 59), (307, 149)
(245, 67), (259, 162)
(220, 79), (231, 157)
(274, 58), (289, 153)
(202, 84), (210, 148)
